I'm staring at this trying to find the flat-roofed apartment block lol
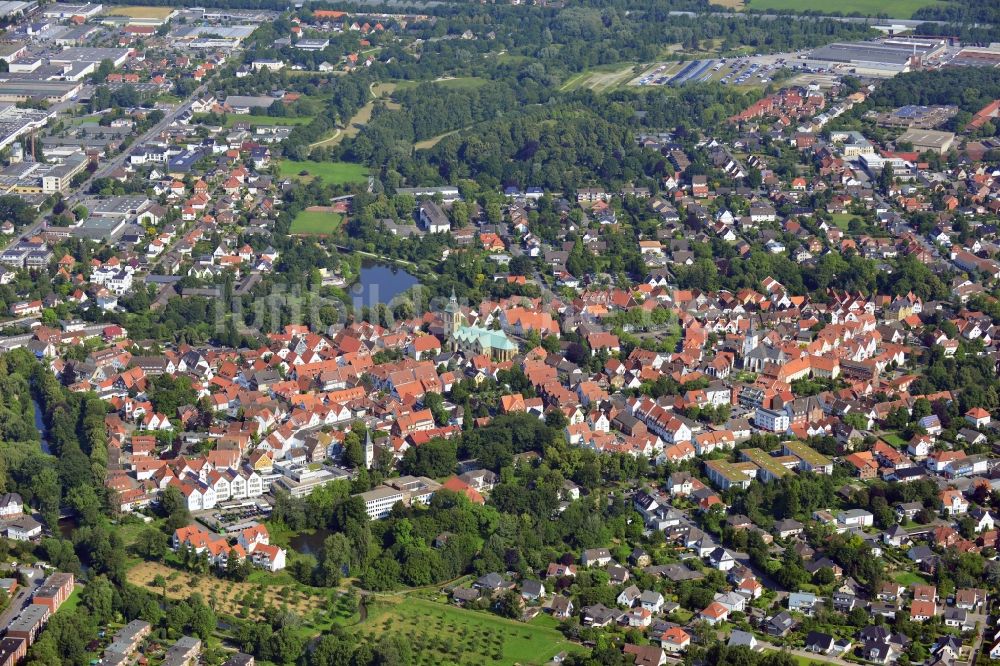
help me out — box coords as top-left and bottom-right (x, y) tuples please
(163, 636), (201, 666)
(781, 440), (834, 474)
(740, 448), (798, 483)
(704, 459), (757, 491)
(753, 406), (789, 433)
(6, 604), (50, 644)
(32, 572), (74, 612)
(387, 475), (442, 506)
(0, 637), (27, 666)
(358, 485), (404, 520)
(103, 620), (152, 665)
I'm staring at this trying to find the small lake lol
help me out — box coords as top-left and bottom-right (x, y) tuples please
(352, 260), (419, 308)
(289, 529), (331, 556)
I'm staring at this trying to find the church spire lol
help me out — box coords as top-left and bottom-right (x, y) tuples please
(364, 428), (374, 469)
(445, 287), (462, 338)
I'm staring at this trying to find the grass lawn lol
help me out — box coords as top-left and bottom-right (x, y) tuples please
(431, 76), (489, 90)
(226, 115), (314, 127)
(829, 213), (859, 230)
(115, 517), (166, 548)
(356, 597), (586, 666)
(894, 571), (929, 586)
(746, 0), (942, 18)
(278, 160), (368, 185)
(193, 114), (314, 128)
(881, 432), (907, 448)
(393, 77), (486, 91)
(264, 520), (297, 548)
(560, 63), (638, 92)
(57, 587), (82, 615)
(670, 609), (694, 624)
(414, 127), (465, 151)
(528, 613), (562, 630)
(290, 210), (344, 236)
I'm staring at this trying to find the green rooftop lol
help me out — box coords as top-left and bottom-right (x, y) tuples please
(782, 440), (832, 468)
(740, 448), (792, 479)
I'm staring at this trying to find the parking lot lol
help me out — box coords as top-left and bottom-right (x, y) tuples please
(195, 498), (273, 532)
(629, 50), (813, 88)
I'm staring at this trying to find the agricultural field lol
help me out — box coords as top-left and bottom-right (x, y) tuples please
(101, 5), (176, 19)
(746, 0), (941, 19)
(278, 160), (368, 185)
(709, 0), (747, 8)
(127, 560), (334, 622)
(355, 597), (585, 666)
(290, 209), (344, 236)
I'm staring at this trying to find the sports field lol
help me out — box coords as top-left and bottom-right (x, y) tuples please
(746, 0), (941, 19)
(290, 209), (344, 235)
(278, 160), (368, 185)
(356, 596), (585, 666)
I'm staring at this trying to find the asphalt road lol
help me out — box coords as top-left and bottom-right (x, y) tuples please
(15, 83), (208, 245)
(66, 83), (208, 207)
(0, 569), (44, 628)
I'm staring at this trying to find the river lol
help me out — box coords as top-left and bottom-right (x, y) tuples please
(352, 260), (419, 308)
(32, 397), (51, 455)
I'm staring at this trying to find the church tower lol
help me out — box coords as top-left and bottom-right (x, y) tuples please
(444, 288), (462, 343)
(364, 429), (374, 470)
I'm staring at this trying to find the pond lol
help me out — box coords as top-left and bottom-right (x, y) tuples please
(288, 529), (331, 556)
(352, 260), (419, 308)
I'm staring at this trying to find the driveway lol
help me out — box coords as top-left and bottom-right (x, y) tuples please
(758, 638), (856, 666)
